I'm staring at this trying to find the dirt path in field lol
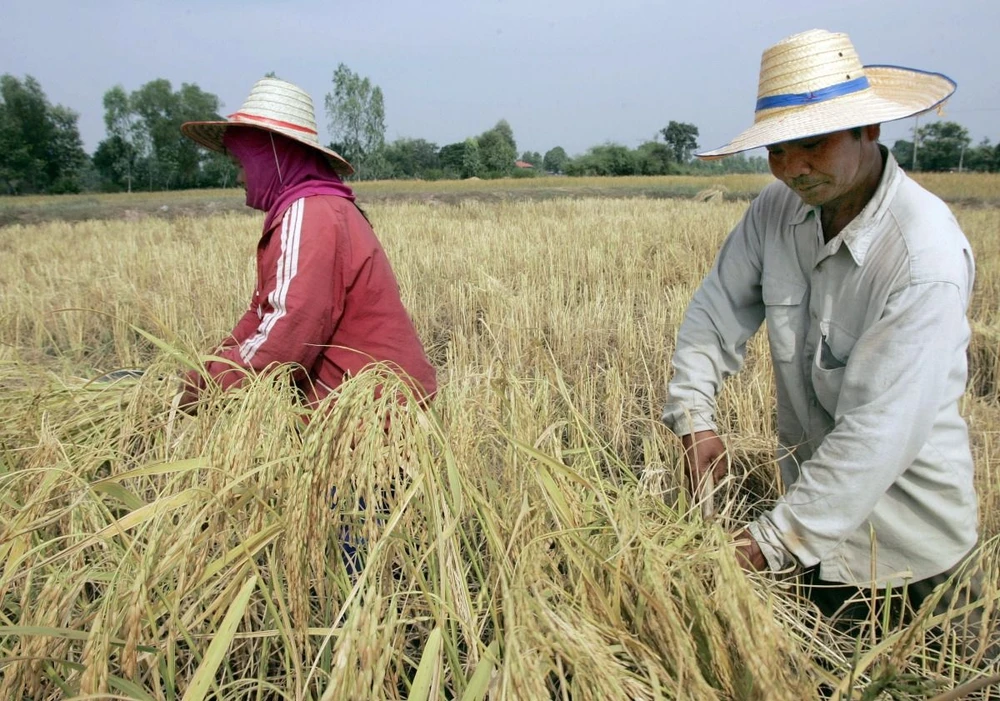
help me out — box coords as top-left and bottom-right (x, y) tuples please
(0, 184), (758, 228)
(2, 183), (996, 228)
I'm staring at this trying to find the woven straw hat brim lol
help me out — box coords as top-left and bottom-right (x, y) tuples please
(181, 120), (354, 176)
(697, 65), (956, 160)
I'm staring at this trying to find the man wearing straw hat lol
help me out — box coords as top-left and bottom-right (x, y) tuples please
(661, 30), (983, 626)
(177, 77), (436, 410)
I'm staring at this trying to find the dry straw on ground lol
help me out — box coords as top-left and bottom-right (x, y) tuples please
(1, 187), (999, 699)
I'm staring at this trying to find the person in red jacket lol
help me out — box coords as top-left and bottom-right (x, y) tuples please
(178, 77), (436, 409)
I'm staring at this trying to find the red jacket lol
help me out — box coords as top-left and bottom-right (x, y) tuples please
(196, 195), (436, 405)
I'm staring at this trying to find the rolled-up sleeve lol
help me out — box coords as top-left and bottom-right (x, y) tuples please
(662, 202), (766, 436)
(751, 281), (969, 569)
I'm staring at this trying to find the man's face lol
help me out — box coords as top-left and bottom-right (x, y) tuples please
(766, 126), (879, 208)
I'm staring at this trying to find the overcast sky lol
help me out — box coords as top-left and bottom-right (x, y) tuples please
(4, 0), (999, 159)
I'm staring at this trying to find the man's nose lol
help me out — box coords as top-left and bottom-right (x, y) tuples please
(783, 151), (811, 178)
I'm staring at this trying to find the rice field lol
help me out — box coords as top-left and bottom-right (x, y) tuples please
(5, 171), (1000, 229)
(1, 179), (1000, 699)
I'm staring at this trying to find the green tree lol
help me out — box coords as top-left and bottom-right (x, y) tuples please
(100, 85), (144, 191)
(0, 74), (86, 194)
(721, 153), (769, 174)
(687, 152), (769, 175)
(383, 138), (440, 179)
(0, 75), (48, 193)
(660, 121), (700, 164)
(134, 80), (223, 189)
(565, 144), (638, 176)
(461, 137), (483, 179)
(198, 150), (240, 188)
(477, 120), (517, 176)
(93, 136), (135, 191)
(635, 141), (674, 175)
(963, 138), (995, 172)
(46, 105), (88, 193)
(130, 79), (178, 189)
(519, 150), (542, 166)
(174, 83), (226, 186)
(438, 142), (466, 178)
(542, 146), (568, 174)
(891, 139), (915, 171)
(95, 80), (225, 191)
(910, 121), (971, 172)
(325, 63), (386, 180)
(493, 119), (517, 154)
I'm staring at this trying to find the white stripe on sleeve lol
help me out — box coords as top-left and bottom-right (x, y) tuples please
(239, 199), (305, 363)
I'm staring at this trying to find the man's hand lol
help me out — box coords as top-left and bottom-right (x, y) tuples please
(733, 527), (767, 571)
(680, 430), (729, 498)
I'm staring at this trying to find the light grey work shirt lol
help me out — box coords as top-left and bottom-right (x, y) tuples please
(662, 152), (978, 586)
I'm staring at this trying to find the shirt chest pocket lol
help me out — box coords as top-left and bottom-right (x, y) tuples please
(816, 319), (857, 370)
(812, 319), (858, 415)
(762, 275), (808, 363)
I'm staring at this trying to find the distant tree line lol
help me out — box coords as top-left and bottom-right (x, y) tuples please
(2, 68), (996, 195)
(0, 75), (88, 194)
(890, 121), (1000, 173)
(94, 80), (238, 192)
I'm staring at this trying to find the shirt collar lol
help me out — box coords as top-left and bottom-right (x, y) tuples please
(788, 146), (901, 266)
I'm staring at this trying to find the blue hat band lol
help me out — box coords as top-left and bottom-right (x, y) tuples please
(756, 75), (870, 112)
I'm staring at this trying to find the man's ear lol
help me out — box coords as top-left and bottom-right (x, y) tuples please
(864, 123), (882, 143)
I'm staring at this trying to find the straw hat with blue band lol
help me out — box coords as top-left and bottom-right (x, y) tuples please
(697, 29), (957, 160)
(181, 78), (354, 176)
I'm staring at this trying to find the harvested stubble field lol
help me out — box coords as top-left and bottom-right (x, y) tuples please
(1, 175), (1000, 699)
(4, 171), (1000, 228)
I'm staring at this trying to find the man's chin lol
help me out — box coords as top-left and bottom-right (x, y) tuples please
(792, 185), (827, 205)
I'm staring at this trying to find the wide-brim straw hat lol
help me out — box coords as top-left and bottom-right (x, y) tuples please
(181, 78), (354, 176)
(697, 29), (956, 160)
